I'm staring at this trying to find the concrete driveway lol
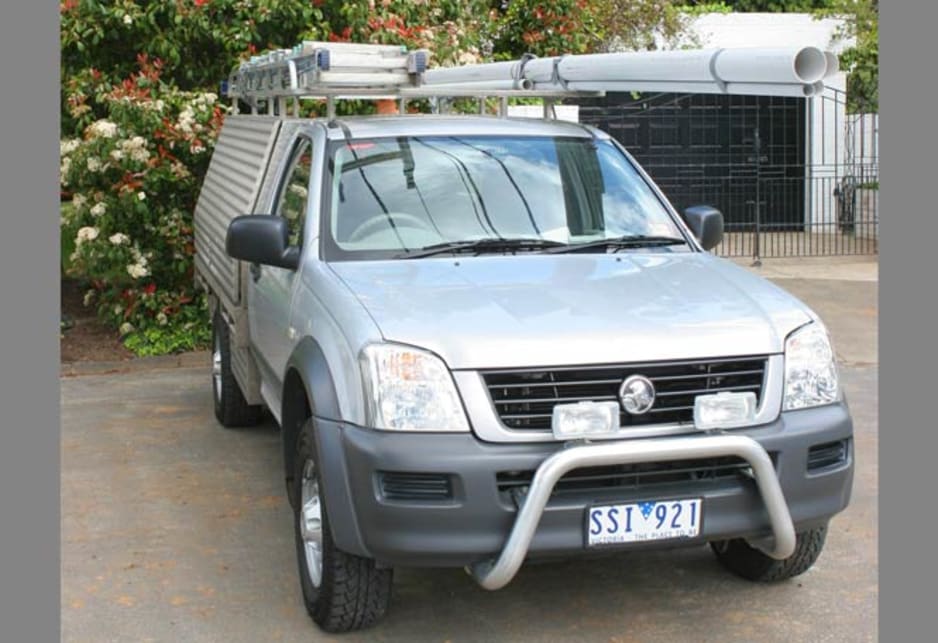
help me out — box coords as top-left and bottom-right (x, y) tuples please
(61, 264), (878, 642)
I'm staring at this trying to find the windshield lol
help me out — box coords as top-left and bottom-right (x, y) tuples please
(324, 135), (688, 259)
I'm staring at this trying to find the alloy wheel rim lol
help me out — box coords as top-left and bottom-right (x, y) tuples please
(212, 333), (222, 403)
(300, 459), (323, 587)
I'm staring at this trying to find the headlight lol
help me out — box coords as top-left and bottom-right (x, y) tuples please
(360, 343), (469, 432)
(783, 323), (839, 410)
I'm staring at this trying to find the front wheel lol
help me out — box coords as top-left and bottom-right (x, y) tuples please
(710, 524), (828, 582)
(293, 418), (393, 632)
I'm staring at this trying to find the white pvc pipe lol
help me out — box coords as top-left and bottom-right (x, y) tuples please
(728, 81), (821, 97)
(422, 78), (821, 98)
(526, 50), (718, 83)
(712, 47), (827, 84)
(537, 80), (823, 98)
(424, 46), (832, 94)
(420, 79), (534, 91)
(423, 61), (524, 85)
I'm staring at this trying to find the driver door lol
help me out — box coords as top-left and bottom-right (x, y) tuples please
(248, 137), (312, 389)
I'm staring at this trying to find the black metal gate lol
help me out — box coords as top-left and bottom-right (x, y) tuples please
(577, 89), (878, 259)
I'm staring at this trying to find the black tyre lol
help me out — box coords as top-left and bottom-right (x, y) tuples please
(211, 309), (263, 427)
(710, 524), (828, 582)
(293, 418), (393, 633)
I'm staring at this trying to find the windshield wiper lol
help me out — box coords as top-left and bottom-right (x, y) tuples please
(542, 235), (687, 254)
(396, 237), (566, 259)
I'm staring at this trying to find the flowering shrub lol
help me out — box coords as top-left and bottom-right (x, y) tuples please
(61, 56), (225, 354)
(60, 1), (328, 355)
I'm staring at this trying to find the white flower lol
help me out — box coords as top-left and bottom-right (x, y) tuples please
(120, 136), (150, 163)
(75, 226), (99, 245)
(156, 312), (168, 326)
(137, 192), (146, 201)
(119, 322), (134, 335)
(87, 119), (118, 139)
(177, 106), (196, 134)
(86, 157), (103, 172)
(90, 202), (107, 217)
(190, 141), (205, 154)
(83, 290), (95, 307)
(126, 248), (149, 278)
(60, 156), (71, 181)
(60, 139), (81, 156)
(113, 305), (122, 316)
(109, 233), (129, 245)
(193, 92), (218, 109)
(126, 263), (148, 279)
(109, 149), (125, 162)
(71, 194), (87, 210)
(123, 14), (133, 25)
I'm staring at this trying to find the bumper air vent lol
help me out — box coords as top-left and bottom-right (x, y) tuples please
(807, 439), (850, 471)
(378, 471), (454, 502)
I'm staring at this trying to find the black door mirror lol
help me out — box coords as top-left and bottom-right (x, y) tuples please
(226, 215), (300, 270)
(683, 206), (724, 251)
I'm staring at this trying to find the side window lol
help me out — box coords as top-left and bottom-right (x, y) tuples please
(275, 139), (312, 247)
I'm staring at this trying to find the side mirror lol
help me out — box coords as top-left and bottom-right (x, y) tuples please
(683, 205), (724, 251)
(226, 215), (300, 270)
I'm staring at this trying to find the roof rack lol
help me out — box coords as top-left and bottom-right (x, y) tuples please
(223, 41), (839, 119)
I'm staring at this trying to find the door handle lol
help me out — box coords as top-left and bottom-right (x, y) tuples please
(250, 263), (262, 282)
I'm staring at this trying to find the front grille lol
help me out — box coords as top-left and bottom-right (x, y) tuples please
(482, 356), (768, 431)
(807, 440), (849, 471)
(496, 455), (765, 500)
(378, 472), (453, 502)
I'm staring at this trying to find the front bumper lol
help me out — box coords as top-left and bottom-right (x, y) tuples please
(314, 402), (853, 580)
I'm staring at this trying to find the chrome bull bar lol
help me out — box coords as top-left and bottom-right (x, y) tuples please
(466, 434), (796, 591)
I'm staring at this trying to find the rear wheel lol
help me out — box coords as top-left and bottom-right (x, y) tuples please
(710, 525), (828, 582)
(293, 418), (393, 632)
(211, 309), (263, 427)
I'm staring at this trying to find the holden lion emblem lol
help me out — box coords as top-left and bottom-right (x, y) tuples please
(619, 375), (656, 415)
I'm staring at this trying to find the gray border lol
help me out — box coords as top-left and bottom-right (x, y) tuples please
(880, 1), (936, 640)
(0, 2), (60, 640)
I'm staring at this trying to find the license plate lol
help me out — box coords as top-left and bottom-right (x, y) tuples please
(587, 498), (702, 546)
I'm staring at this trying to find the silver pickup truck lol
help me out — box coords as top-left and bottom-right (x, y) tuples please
(194, 113), (853, 633)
